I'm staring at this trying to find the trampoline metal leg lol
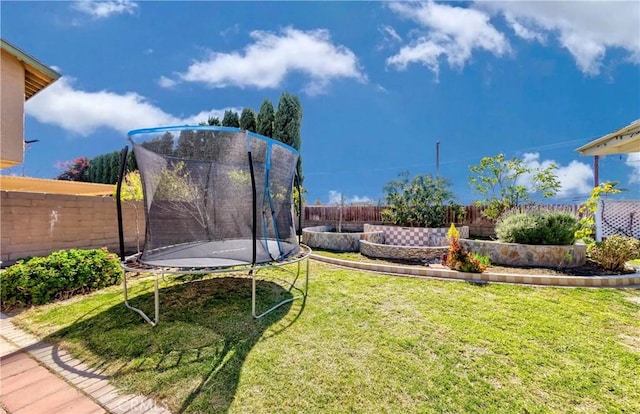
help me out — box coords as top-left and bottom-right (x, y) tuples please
(252, 255), (310, 319)
(123, 270), (159, 327)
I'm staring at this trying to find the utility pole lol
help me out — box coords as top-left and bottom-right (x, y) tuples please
(436, 140), (440, 177)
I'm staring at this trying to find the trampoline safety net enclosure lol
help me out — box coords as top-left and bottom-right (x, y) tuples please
(125, 126), (301, 268)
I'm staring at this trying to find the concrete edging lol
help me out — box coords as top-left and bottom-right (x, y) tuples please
(310, 254), (640, 288)
(0, 313), (170, 414)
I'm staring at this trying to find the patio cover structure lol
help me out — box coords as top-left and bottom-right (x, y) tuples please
(576, 120), (640, 185)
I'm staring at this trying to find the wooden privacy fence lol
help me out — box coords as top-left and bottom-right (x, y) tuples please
(304, 204), (582, 237)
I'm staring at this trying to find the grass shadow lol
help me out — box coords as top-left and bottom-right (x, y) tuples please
(42, 275), (296, 413)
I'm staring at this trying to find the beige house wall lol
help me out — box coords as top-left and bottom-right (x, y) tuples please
(0, 49), (26, 169)
(0, 191), (145, 265)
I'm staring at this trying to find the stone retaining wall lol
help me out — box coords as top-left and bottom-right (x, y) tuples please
(363, 224), (468, 246)
(460, 239), (586, 268)
(302, 226), (385, 252)
(360, 240), (447, 262)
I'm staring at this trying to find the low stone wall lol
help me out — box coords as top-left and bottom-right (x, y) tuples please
(360, 240), (447, 263)
(302, 226), (385, 252)
(460, 239), (586, 268)
(363, 224), (469, 246)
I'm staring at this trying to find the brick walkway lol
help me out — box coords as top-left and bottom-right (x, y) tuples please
(0, 314), (170, 414)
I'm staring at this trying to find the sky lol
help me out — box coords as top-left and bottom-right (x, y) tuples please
(2, 0), (639, 205)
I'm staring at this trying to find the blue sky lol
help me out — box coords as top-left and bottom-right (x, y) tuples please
(2, 1), (639, 205)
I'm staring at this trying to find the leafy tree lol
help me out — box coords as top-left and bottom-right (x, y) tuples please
(221, 110), (240, 127)
(114, 170), (143, 252)
(207, 116), (221, 126)
(239, 108), (257, 132)
(381, 171), (464, 228)
(57, 157), (90, 181)
(469, 153), (560, 220)
(274, 91), (303, 183)
(256, 99), (275, 137)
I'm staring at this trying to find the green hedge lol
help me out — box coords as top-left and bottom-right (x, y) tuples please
(495, 211), (579, 245)
(1, 248), (123, 310)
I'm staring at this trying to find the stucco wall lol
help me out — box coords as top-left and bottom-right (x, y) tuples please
(1, 191), (144, 265)
(0, 49), (25, 169)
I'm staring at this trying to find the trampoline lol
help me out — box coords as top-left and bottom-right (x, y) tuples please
(116, 125), (311, 326)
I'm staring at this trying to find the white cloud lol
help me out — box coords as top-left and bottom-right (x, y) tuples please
(328, 190), (373, 205)
(386, 1), (509, 77)
(157, 75), (177, 88)
(518, 152), (593, 198)
(481, 1), (640, 75)
(73, 0), (138, 19)
(626, 153), (640, 184)
(25, 77), (238, 136)
(503, 13), (546, 43)
(170, 27), (366, 95)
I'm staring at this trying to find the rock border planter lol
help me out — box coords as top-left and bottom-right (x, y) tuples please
(302, 225), (385, 252)
(363, 224), (469, 246)
(460, 239), (586, 268)
(359, 240), (447, 263)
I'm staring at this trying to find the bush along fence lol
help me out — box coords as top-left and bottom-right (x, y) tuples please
(304, 205), (582, 238)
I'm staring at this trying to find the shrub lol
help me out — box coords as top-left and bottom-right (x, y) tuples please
(1, 248), (123, 310)
(495, 211), (579, 245)
(443, 224), (486, 273)
(588, 235), (640, 273)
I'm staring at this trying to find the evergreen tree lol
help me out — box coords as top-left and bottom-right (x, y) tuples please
(256, 99), (275, 137)
(274, 92), (303, 182)
(207, 116), (221, 126)
(273, 91), (302, 150)
(221, 110), (240, 127)
(239, 108), (257, 132)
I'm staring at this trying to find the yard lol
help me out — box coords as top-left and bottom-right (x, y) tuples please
(10, 261), (640, 413)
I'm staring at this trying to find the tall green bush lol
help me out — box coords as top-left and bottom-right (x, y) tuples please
(381, 171), (464, 228)
(1, 248), (123, 310)
(496, 211), (579, 245)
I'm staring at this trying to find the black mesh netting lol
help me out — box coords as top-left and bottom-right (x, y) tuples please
(129, 127), (300, 267)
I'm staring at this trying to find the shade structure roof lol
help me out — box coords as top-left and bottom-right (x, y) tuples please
(0, 176), (114, 196)
(576, 120), (640, 156)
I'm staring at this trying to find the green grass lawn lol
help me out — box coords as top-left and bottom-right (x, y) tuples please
(11, 261), (640, 413)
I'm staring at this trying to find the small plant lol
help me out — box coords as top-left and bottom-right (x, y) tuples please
(471, 253), (491, 267)
(0, 248), (123, 310)
(588, 235), (640, 273)
(575, 182), (622, 246)
(443, 224), (486, 273)
(114, 170), (143, 252)
(496, 211), (579, 245)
